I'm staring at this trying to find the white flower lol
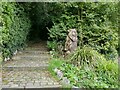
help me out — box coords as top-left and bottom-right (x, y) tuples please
(54, 68), (58, 73)
(57, 70), (63, 79)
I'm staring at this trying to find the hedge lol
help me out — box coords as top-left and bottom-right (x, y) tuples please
(0, 2), (31, 61)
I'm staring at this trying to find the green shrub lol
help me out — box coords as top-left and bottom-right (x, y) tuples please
(49, 46), (118, 88)
(66, 58), (117, 88)
(48, 58), (65, 76)
(47, 22), (67, 46)
(47, 41), (58, 51)
(1, 2), (31, 60)
(47, 2), (118, 60)
(0, 10), (3, 63)
(69, 46), (105, 68)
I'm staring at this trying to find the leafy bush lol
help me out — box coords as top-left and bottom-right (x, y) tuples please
(48, 45), (118, 88)
(60, 62), (118, 88)
(69, 46), (104, 67)
(48, 58), (65, 76)
(1, 2), (31, 60)
(47, 2), (118, 60)
(47, 41), (58, 51)
(49, 47), (118, 88)
(47, 15), (79, 51)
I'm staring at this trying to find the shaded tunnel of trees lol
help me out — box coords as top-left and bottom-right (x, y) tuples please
(28, 2), (52, 41)
(0, 2), (119, 60)
(16, 2), (54, 41)
(23, 2), (63, 41)
(0, 2), (65, 59)
(1, 2), (119, 88)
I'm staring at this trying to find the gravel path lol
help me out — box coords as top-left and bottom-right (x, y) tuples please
(2, 41), (62, 89)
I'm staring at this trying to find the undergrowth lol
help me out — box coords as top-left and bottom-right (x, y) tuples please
(49, 46), (118, 88)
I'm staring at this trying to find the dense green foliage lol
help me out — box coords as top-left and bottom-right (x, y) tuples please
(0, 2), (119, 88)
(1, 2), (118, 61)
(60, 61), (118, 88)
(0, 2), (31, 60)
(49, 49), (118, 88)
(47, 2), (118, 60)
(28, 2), (64, 40)
(0, 3), (3, 62)
(69, 46), (103, 67)
(47, 2), (119, 88)
(48, 58), (65, 76)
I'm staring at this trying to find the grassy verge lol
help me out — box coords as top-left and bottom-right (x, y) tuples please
(48, 58), (65, 79)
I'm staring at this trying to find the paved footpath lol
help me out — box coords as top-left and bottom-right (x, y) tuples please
(2, 41), (62, 89)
